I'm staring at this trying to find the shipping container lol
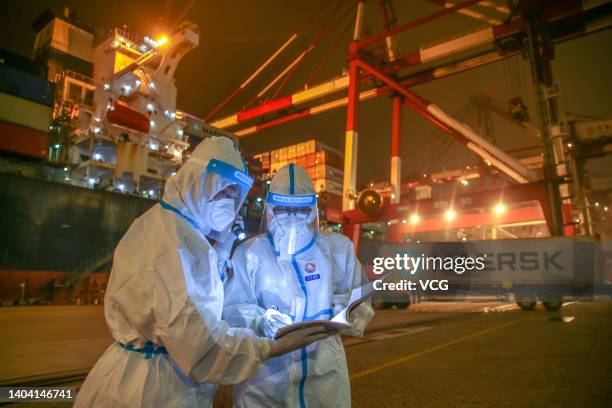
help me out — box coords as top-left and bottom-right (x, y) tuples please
(314, 164), (343, 182)
(415, 185), (432, 200)
(295, 156), (306, 168)
(296, 142), (306, 157)
(0, 49), (46, 77)
(314, 178), (343, 196)
(0, 120), (49, 159)
(0, 64), (54, 107)
(304, 153), (315, 168)
(304, 140), (316, 154)
(287, 144), (296, 159)
(314, 150), (344, 170)
(278, 147), (288, 161)
(317, 191), (342, 210)
(312, 178), (325, 192)
(314, 165), (325, 180)
(328, 166), (343, 182)
(0, 91), (52, 133)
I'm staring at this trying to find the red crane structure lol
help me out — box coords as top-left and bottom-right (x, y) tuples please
(205, 0), (611, 247)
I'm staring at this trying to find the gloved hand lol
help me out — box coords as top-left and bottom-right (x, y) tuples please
(343, 302), (375, 337)
(267, 326), (333, 358)
(258, 308), (292, 338)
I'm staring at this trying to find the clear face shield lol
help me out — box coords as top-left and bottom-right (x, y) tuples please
(201, 159), (253, 242)
(262, 192), (319, 256)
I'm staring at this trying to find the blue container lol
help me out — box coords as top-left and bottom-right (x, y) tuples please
(0, 64), (54, 107)
(0, 49), (45, 77)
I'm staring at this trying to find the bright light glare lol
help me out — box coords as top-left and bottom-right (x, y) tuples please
(494, 203), (507, 215)
(445, 209), (456, 221)
(155, 36), (169, 47)
(409, 213), (420, 224)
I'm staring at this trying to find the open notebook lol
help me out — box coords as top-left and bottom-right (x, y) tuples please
(274, 281), (376, 339)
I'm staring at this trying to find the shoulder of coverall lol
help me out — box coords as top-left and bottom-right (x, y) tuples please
(226, 233), (270, 283)
(316, 230), (355, 252)
(232, 233), (270, 257)
(122, 203), (211, 261)
(110, 205), (209, 297)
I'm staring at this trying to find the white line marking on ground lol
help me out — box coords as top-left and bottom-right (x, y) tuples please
(482, 304), (519, 313)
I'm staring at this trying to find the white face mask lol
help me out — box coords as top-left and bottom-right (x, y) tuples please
(271, 212), (313, 256)
(207, 198), (236, 232)
(275, 212), (308, 231)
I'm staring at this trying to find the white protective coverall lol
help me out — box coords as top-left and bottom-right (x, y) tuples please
(223, 163), (375, 408)
(75, 136), (272, 407)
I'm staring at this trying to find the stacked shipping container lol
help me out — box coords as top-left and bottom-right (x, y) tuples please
(0, 50), (53, 159)
(253, 139), (344, 221)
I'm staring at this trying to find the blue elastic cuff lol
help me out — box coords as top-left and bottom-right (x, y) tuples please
(118, 341), (168, 359)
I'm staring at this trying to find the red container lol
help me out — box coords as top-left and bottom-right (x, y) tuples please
(0, 120), (48, 159)
(304, 153), (315, 168)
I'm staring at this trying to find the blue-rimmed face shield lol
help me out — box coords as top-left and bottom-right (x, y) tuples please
(198, 158), (253, 241)
(262, 192), (319, 255)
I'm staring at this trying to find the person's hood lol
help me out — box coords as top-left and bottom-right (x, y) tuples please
(265, 163), (318, 257)
(162, 136), (248, 229)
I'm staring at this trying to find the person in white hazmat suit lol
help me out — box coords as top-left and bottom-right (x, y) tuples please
(75, 137), (330, 408)
(223, 163), (375, 407)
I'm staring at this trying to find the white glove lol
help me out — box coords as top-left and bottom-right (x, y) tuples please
(258, 308), (292, 338)
(343, 302), (375, 337)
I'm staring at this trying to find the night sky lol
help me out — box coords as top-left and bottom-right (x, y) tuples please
(1, 0), (610, 187)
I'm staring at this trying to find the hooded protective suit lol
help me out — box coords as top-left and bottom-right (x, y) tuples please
(75, 136), (272, 408)
(223, 163), (374, 408)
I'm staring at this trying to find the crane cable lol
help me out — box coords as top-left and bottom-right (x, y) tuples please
(246, 0), (355, 107)
(204, 0), (333, 121)
(268, 0), (350, 101)
(305, 1), (358, 87)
